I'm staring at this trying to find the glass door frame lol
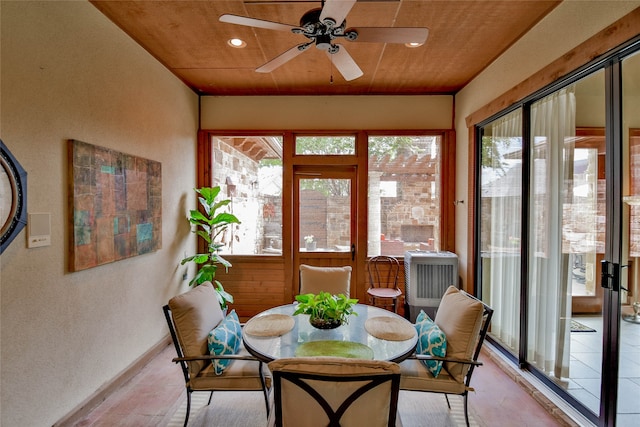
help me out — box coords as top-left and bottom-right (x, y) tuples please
(474, 36), (640, 426)
(293, 166), (358, 295)
(288, 131), (369, 301)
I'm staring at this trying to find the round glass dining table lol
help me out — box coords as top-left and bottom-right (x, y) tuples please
(242, 303), (418, 363)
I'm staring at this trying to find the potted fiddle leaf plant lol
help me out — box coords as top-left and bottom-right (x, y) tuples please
(181, 186), (240, 310)
(293, 291), (359, 329)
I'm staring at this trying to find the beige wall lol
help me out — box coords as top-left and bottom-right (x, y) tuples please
(1, 0), (638, 425)
(454, 1), (640, 288)
(0, 2), (198, 425)
(201, 95), (454, 130)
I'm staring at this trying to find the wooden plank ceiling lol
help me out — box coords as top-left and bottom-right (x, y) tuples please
(90, 0), (560, 96)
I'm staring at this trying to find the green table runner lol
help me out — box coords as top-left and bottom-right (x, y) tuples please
(295, 340), (374, 359)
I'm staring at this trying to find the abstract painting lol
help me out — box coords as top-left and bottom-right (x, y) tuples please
(68, 140), (161, 271)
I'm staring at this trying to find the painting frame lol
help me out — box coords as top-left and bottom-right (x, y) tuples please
(68, 139), (161, 272)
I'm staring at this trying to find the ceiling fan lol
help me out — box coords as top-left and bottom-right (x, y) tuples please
(219, 0), (429, 82)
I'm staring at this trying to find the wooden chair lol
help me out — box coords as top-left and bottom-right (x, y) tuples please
(399, 286), (493, 427)
(267, 357), (401, 427)
(367, 256), (402, 313)
(299, 264), (352, 297)
(163, 282), (270, 426)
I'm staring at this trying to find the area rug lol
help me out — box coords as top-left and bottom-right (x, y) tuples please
(571, 319), (596, 333)
(165, 389), (478, 426)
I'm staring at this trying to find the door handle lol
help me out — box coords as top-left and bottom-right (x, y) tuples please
(601, 260), (625, 292)
(351, 244), (355, 261)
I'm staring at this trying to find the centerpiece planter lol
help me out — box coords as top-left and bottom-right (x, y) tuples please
(309, 317), (342, 329)
(294, 291), (359, 330)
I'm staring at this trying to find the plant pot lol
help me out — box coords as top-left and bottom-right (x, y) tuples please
(305, 242), (316, 251)
(309, 317), (342, 329)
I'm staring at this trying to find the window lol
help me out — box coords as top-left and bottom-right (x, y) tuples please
(367, 135), (442, 257)
(295, 136), (355, 155)
(478, 108), (523, 355)
(209, 135), (283, 255)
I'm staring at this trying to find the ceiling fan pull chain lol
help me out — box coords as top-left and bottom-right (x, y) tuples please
(330, 54), (334, 84)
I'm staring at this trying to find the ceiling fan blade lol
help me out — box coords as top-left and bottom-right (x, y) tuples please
(319, 0), (357, 27)
(351, 27), (429, 44)
(219, 14), (297, 32)
(256, 44), (308, 73)
(328, 45), (363, 82)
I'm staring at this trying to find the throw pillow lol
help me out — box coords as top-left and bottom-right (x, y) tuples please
(207, 309), (242, 375)
(414, 310), (447, 377)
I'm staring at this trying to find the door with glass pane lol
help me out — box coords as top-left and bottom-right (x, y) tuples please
(615, 49), (640, 427)
(293, 167), (357, 295)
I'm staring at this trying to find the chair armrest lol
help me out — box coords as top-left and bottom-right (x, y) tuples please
(409, 353), (483, 366)
(172, 354), (261, 363)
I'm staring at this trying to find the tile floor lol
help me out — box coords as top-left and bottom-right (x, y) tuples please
(71, 343), (571, 427)
(568, 315), (640, 427)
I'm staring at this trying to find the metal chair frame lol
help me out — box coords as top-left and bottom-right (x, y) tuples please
(270, 365), (401, 427)
(367, 255), (402, 312)
(163, 304), (270, 426)
(403, 291), (493, 427)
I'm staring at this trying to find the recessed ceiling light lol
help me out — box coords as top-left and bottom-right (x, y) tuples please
(405, 42), (424, 48)
(228, 38), (246, 48)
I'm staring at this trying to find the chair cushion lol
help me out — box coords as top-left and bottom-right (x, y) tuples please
(415, 310), (447, 377)
(208, 309), (242, 375)
(434, 286), (484, 383)
(299, 264), (352, 297)
(191, 343), (272, 391)
(168, 282), (225, 376)
(398, 359), (466, 394)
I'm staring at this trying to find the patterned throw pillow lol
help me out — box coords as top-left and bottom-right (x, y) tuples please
(207, 309), (242, 375)
(415, 310), (447, 377)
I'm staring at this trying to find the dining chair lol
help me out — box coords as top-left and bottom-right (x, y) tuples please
(398, 286), (493, 427)
(267, 357), (402, 427)
(299, 264), (352, 297)
(163, 282), (270, 426)
(366, 256), (403, 313)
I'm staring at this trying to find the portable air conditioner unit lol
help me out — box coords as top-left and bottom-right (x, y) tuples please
(404, 251), (459, 322)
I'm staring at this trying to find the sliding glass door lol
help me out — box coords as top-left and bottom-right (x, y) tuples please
(616, 48), (640, 427)
(478, 109), (523, 356)
(527, 71), (605, 419)
(477, 39), (640, 426)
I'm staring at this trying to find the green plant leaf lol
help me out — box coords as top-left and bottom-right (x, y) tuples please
(180, 253), (209, 265)
(212, 212), (241, 225)
(189, 209), (209, 223)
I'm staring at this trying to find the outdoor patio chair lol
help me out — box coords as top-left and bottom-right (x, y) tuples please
(267, 357), (402, 427)
(367, 255), (403, 313)
(399, 286), (493, 427)
(163, 282), (270, 426)
(299, 264), (352, 297)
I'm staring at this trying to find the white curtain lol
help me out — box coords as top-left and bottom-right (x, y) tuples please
(485, 109), (522, 351)
(528, 86), (576, 379)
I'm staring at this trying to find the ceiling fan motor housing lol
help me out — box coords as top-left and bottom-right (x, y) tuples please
(297, 7), (351, 52)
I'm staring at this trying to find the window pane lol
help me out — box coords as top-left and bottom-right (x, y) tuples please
(299, 178), (351, 252)
(295, 136), (355, 155)
(367, 136), (440, 257)
(479, 109), (522, 355)
(528, 70), (605, 416)
(210, 135), (283, 255)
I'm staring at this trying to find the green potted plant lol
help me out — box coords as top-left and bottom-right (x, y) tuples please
(180, 186), (240, 310)
(293, 292), (359, 329)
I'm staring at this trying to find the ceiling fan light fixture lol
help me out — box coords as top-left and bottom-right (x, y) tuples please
(315, 34), (332, 51)
(227, 38), (246, 48)
(405, 41), (424, 48)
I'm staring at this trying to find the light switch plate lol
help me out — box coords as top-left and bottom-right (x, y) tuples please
(27, 212), (51, 248)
